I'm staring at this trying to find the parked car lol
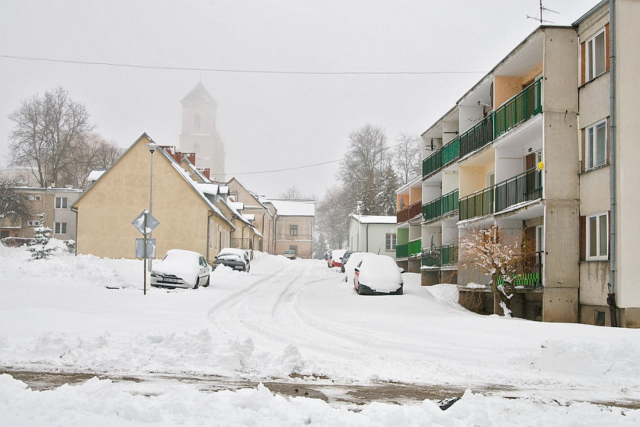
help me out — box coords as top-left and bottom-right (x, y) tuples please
(343, 252), (375, 283)
(353, 254), (403, 295)
(150, 249), (211, 289)
(282, 250), (297, 260)
(328, 249), (347, 268)
(340, 251), (357, 273)
(212, 248), (251, 272)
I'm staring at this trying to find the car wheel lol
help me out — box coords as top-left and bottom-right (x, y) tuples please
(246, 265), (250, 273)
(193, 276), (199, 289)
(203, 275), (210, 287)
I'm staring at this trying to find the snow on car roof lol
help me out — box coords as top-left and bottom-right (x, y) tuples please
(218, 248), (247, 257)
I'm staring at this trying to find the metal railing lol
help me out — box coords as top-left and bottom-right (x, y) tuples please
(422, 189), (459, 222)
(459, 187), (495, 221)
(421, 244), (459, 267)
(494, 78), (542, 139)
(496, 251), (543, 289)
(421, 79), (543, 180)
(408, 238), (422, 256)
(494, 168), (542, 212)
(396, 243), (408, 259)
(397, 207), (410, 223)
(397, 200), (423, 223)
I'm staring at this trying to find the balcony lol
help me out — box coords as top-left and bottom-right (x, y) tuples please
(421, 244), (459, 267)
(422, 189), (459, 222)
(496, 251), (542, 289)
(396, 243), (408, 259)
(494, 78), (542, 139)
(459, 168), (543, 221)
(459, 114), (494, 159)
(459, 187), (494, 221)
(397, 200), (423, 223)
(408, 238), (422, 256)
(494, 168), (542, 212)
(422, 79), (543, 180)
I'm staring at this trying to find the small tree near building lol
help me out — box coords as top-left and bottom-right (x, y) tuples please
(28, 212), (57, 260)
(460, 225), (533, 317)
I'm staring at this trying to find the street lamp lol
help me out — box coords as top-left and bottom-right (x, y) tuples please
(147, 142), (157, 273)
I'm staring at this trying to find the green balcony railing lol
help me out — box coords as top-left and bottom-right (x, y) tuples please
(494, 168), (542, 213)
(494, 78), (542, 139)
(396, 243), (408, 259)
(408, 239), (422, 256)
(459, 114), (494, 159)
(422, 197), (441, 222)
(442, 189), (459, 216)
(496, 251), (543, 289)
(422, 149), (443, 178)
(423, 189), (459, 222)
(442, 137), (460, 166)
(421, 244), (459, 267)
(459, 187), (494, 221)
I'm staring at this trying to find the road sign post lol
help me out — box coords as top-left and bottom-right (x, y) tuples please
(132, 210), (159, 295)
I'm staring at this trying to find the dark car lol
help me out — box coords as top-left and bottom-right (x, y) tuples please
(212, 248), (251, 272)
(340, 251), (357, 273)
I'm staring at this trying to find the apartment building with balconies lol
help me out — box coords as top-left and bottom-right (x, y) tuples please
(395, 176), (423, 273)
(415, 26), (580, 322)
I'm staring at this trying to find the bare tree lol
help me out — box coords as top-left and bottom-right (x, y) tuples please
(60, 134), (122, 188)
(315, 188), (351, 250)
(338, 124), (390, 215)
(9, 87), (94, 188)
(279, 186), (303, 200)
(393, 133), (422, 184)
(0, 177), (32, 227)
(460, 225), (535, 317)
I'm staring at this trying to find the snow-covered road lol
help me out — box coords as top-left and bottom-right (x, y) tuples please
(1, 245), (639, 425)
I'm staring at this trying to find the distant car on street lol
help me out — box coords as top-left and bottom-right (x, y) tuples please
(150, 249), (211, 289)
(353, 254), (403, 295)
(282, 250), (297, 260)
(340, 251), (356, 273)
(213, 248), (251, 272)
(328, 249), (347, 268)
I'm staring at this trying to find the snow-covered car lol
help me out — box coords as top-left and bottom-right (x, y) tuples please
(150, 249), (211, 289)
(353, 254), (403, 295)
(343, 252), (375, 283)
(212, 248), (250, 272)
(282, 250), (297, 260)
(328, 249), (347, 268)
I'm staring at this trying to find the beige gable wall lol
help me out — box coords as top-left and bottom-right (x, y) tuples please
(75, 135), (229, 262)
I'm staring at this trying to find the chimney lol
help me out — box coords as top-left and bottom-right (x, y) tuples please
(199, 168), (211, 180)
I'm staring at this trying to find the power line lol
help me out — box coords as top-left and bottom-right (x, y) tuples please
(0, 54), (487, 76)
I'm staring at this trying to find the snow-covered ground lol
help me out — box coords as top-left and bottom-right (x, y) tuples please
(1, 243), (639, 426)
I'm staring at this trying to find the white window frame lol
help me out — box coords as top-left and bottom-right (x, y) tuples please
(55, 196), (68, 209)
(585, 28), (606, 82)
(585, 119), (607, 170)
(54, 222), (67, 234)
(586, 212), (608, 261)
(385, 233), (397, 250)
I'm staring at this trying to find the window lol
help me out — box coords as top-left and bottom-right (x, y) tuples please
(289, 245), (297, 254)
(28, 195), (41, 201)
(55, 197), (68, 209)
(27, 220), (41, 227)
(586, 120), (607, 170)
(386, 233), (397, 250)
(586, 29), (606, 82)
(193, 114), (201, 131)
(595, 310), (606, 326)
(587, 213), (608, 260)
(290, 225), (298, 236)
(54, 222), (67, 234)
(536, 225), (544, 253)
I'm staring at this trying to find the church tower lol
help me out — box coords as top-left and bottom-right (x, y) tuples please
(179, 83), (226, 181)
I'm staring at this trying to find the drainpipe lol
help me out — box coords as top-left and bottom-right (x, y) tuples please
(207, 212), (213, 263)
(606, 0), (618, 327)
(366, 223), (369, 252)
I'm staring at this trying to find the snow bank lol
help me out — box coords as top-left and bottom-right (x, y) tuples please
(1, 374), (637, 426)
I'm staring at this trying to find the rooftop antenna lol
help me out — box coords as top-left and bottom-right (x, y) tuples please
(527, 0), (559, 24)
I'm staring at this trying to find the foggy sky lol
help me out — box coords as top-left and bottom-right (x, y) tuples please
(0, 0), (595, 200)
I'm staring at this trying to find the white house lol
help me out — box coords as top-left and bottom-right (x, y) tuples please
(348, 214), (397, 259)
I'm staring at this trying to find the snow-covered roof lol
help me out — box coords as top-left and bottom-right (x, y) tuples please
(270, 199), (315, 217)
(243, 214), (255, 221)
(182, 158), (211, 183)
(87, 169), (106, 182)
(229, 201), (244, 211)
(196, 183), (220, 196)
(351, 214), (397, 224)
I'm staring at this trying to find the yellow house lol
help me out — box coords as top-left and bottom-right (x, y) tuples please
(71, 133), (235, 263)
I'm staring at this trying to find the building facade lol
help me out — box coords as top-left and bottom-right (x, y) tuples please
(349, 214), (397, 259)
(270, 199), (315, 258)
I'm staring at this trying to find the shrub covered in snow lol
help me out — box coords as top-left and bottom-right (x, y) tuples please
(27, 212), (57, 260)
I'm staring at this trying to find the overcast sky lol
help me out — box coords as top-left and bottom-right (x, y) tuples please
(0, 0), (596, 200)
